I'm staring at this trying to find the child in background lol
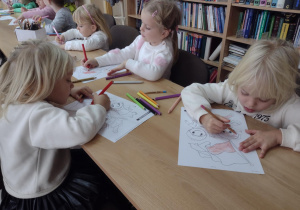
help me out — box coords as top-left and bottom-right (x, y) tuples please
(39, 0), (76, 33)
(82, 0), (181, 81)
(181, 39), (300, 158)
(56, 4), (111, 52)
(0, 40), (111, 209)
(14, 0), (55, 23)
(11, 0), (36, 13)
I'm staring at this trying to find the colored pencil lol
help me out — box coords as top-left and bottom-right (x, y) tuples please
(136, 98), (156, 115)
(144, 91), (167, 94)
(168, 96), (181, 114)
(139, 98), (161, 115)
(113, 81), (143, 84)
(72, 77), (97, 83)
(138, 91), (159, 106)
(91, 81), (114, 105)
(126, 93), (145, 110)
(200, 105), (237, 134)
(52, 26), (61, 40)
(154, 94), (181, 101)
(82, 44), (88, 61)
(106, 72), (132, 80)
(137, 92), (159, 109)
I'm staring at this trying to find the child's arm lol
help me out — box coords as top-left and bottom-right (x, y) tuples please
(22, 6), (55, 19)
(23, 2), (36, 10)
(12, 3), (23, 13)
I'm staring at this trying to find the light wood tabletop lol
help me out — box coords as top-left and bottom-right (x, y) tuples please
(1, 4), (300, 209)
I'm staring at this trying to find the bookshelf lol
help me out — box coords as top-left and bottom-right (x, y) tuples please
(126, 0), (300, 82)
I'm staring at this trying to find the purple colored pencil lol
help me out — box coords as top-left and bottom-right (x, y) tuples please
(140, 98), (161, 115)
(106, 72), (132, 80)
(154, 94), (181, 101)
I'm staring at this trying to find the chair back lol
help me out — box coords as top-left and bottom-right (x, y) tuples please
(170, 49), (209, 87)
(0, 49), (7, 67)
(109, 25), (140, 50)
(103, 14), (116, 29)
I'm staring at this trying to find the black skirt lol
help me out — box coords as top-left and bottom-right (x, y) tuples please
(0, 149), (133, 210)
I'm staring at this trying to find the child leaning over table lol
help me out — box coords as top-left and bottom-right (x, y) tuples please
(82, 0), (181, 81)
(56, 4), (112, 52)
(11, 0), (36, 13)
(0, 40), (112, 209)
(181, 39), (300, 158)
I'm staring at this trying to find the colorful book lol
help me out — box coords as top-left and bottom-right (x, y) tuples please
(293, 0), (300, 9)
(199, 36), (207, 59)
(254, 0), (260, 5)
(244, 9), (254, 38)
(271, 15), (281, 37)
(258, 11), (268, 40)
(204, 36), (212, 60)
(266, 0), (272, 6)
(271, 0), (278, 7)
(276, 0), (285, 8)
(286, 23), (296, 41)
(268, 15), (276, 38)
(276, 17), (284, 38)
(260, 0), (267, 6)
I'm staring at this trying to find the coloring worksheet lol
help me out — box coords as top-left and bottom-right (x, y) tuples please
(63, 92), (154, 143)
(178, 107), (264, 174)
(72, 65), (126, 83)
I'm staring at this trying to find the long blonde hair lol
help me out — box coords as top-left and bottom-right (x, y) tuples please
(73, 4), (112, 45)
(228, 39), (300, 111)
(143, 0), (182, 61)
(0, 40), (74, 117)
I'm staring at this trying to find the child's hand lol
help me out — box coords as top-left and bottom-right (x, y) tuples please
(200, 114), (231, 134)
(21, 7), (28, 12)
(32, 15), (41, 21)
(82, 58), (98, 69)
(14, 15), (24, 23)
(55, 35), (65, 45)
(107, 60), (127, 76)
(93, 93), (110, 111)
(239, 129), (282, 158)
(70, 86), (93, 102)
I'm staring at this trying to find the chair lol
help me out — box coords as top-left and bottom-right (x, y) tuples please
(103, 14), (116, 29)
(170, 49), (209, 87)
(0, 49), (7, 67)
(109, 25), (140, 50)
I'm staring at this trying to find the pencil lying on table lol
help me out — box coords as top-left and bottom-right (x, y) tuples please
(200, 105), (237, 134)
(72, 77), (96, 83)
(168, 96), (181, 114)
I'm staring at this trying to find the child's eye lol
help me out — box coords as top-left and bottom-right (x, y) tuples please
(259, 98), (270, 102)
(241, 90), (248, 96)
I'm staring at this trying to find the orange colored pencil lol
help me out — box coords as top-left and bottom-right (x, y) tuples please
(138, 90), (159, 106)
(168, 96), (181, 114)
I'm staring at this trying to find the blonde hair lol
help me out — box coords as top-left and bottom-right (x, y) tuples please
(0, 40), (74, 118)
(228, 39), (300, 111)
(73, 4), (112, 45)
(143, 0), (181, 60)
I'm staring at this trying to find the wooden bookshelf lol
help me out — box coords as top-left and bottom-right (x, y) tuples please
(125, 0), (300, 82)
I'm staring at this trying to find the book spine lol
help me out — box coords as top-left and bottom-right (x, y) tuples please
(277, 17), (285, 38)
(286, 23), (296, 41)
(254, 0), (260, 5)
(293, 0), (300, 9)
(244, 9), (254, 38)
(292, 17), (300, 42)
(271, 0), (278, 7)
(260, 0), (267, 6)
(266, 0), (272, 6)
(254, 12), (262, 39)
(284, 0), (294, 9)
(271, 15), (281, 37)
(258, 11), (268, 40)
(268, 15), (276, 38)
(276, 0), (285, 8)
(236, 11), (244, 32)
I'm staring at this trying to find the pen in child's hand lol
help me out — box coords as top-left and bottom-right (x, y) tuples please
(52, 26), (61, 40)
(200, 105), (237, 134)
(91, 81), (114, 105)
(81, 44), (91, 69)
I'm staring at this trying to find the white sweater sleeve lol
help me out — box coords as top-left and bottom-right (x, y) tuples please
(29, 103), (107, 149)
(181, 81), (230, 122)
(63, 30), (109, 51)
(95, 36), (139, 67)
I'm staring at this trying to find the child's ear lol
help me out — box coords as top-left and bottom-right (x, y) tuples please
(91, 24), (97, 32)
(161, 29), (171, 39)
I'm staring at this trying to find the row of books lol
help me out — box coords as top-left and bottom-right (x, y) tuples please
(237, 0), (300, 9)
(179, 2), (226, 33)
(222, 44), (248, 69)
(177, 30), (222, 61)
(236, 10), (300, 43)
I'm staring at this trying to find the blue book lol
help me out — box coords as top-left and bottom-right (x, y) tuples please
(254, 12), (262, 39)
(271, 0), (278, 7)
(196, 35), (202, 57)
(220, 7), (225, 34)
(244, 9), (254, 38)
(263, 11), (270, 33)
(217, 7), (222, 33)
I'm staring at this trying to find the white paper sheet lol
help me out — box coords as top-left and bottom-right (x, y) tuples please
(72, 65), (127, 83)
(63, 91), (154, 143)
(8, 18), (16, 25)
(0, 15), (14, 21)
(178, 107), (264, 174)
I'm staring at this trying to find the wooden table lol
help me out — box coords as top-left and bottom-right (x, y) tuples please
(1, 5), (300, 209)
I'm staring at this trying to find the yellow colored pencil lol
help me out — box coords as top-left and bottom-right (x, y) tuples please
(137, 92), (159, 109)
(138, 90), (159, 106)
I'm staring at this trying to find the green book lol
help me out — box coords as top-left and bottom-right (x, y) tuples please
(268, 15), (276, 39)
(236, 12), (244, 32)
(254, 0), (260, 5)
(202, 4), (207, 30)
(199, 36), (207, 59)
(276, 17), (284, 38)
(258, 11), (268, 40)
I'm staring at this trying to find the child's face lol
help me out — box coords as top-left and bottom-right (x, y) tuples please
(46, 70), (74, 105)
(237, 86), (276, 113)
(37, 0), (46, 8)
(140, 10), (170, 46)
(77, 22), (96, 37)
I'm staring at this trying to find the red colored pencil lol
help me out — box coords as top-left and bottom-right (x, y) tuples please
(91, 81), (114, 104)
(82, 44), (88, 61)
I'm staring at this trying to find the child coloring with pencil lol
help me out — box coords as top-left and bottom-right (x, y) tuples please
(0, 40), (112, 209)
(56, 4), (112, 52)
(82, 0), (181, 81)
(181, 39), (300, 158)
(10, 0), (36, 13)
(36, 0), (76, 33)
(14, 0), (55, 23)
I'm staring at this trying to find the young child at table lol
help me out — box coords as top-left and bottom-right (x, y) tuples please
(56, 4), (111, 52)
(10, 0), (36, 13)
(0, 40), (112, 209)
(82, 0), (181, 81)
(14, 0), (55, 23)
(181, 39), (300, 158)
(39, 0), (76, 33)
